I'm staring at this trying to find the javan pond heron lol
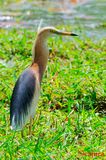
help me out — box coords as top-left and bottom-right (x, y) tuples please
(10, 27), (78, 136)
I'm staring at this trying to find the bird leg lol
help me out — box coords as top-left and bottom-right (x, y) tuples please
(32, 117), (35, 125)
(21, 130), (24, 138)
(29, 117), (33, 136)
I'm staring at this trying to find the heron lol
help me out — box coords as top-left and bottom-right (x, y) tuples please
(10, 27), (78, 136)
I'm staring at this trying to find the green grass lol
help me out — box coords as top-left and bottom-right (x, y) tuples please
(0, 28), (106, 159)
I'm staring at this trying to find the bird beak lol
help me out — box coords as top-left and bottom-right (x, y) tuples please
(53, 30), (78, 36)
(70, 33), (78, 36)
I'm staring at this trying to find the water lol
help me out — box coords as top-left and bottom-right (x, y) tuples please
(0, 0), (106, 39)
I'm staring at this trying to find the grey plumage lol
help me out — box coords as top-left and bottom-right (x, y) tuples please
(10, 69), (36, 130)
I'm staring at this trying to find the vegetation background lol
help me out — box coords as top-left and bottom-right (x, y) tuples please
(0, 0), (106, 159)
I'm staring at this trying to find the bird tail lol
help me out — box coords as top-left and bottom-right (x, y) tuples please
(10, 114), (24, 131)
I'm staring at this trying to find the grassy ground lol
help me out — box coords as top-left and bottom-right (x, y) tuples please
(0, 28), (106, 159)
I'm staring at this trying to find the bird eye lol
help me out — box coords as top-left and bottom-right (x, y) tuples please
(50, 30), (52, 33)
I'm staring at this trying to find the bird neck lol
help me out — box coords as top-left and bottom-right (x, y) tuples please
(31, 26), (78, 82)
(32, 34), (49, 82)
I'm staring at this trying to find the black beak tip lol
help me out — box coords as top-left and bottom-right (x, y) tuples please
(71, 33), (78, 36)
